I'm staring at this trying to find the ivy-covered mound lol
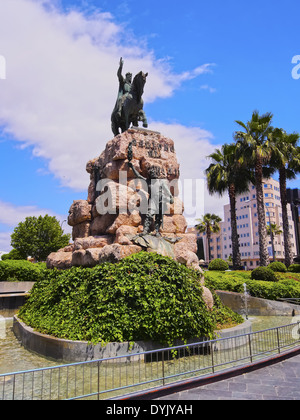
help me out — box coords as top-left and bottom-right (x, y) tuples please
(18, 252), (242, 346)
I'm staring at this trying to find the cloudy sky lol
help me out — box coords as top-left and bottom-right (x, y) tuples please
(0, 0), (300, 252)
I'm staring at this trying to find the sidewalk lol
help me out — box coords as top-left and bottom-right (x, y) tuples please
(154, 353), (300, 400)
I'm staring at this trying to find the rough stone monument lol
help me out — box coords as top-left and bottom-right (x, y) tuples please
(46, 58), (213, 308)
(47, 127), (201, 273)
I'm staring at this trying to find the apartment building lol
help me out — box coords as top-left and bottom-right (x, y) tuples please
(287, 188), (300, 256)
(197, 178), (297, 268)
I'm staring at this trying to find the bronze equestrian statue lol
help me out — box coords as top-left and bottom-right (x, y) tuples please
(111, 58), (148, 136)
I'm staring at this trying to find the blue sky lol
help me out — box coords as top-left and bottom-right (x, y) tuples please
(0, 0), (300, 252)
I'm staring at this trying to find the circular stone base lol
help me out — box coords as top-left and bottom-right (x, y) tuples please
(13, 316), (252, 363)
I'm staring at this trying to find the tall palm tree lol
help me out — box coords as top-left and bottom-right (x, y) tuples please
(195, 213), (221, 262)
(270, 129), (300, 267)
(205, 143), (252, 269)
(234, 111), (274, 266)
(266, 223), (283, 262)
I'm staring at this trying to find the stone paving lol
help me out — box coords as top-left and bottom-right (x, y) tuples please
(155, 353), (300, 400)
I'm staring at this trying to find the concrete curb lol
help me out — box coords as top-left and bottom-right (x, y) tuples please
(13, 316), (251, 363)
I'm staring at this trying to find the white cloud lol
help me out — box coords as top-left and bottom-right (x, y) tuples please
(0, 0), (215, 192)
(0, 200), (65, 227)
(149, 122), (228, 225)
(0, 232), (12, 253)
(200, 84), (217, 93)
(0, 0), (227, 239)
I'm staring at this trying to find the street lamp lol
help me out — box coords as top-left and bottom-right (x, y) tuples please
(60, 220), (67, 231)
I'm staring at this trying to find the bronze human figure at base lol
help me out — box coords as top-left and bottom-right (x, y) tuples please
(128, 161), (174, 236)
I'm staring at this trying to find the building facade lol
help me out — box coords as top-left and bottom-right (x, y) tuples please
(197, 178), (297, 269)
(286, 188), (300, 257)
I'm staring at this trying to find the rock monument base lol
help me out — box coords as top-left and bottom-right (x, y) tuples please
(46, 127), (213, 308)
(47, 128), (201, 270)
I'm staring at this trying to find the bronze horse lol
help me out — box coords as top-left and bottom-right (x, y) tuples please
(111, 71), (148, 136)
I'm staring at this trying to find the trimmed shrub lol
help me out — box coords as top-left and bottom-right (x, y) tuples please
(251, 266), (278, 282)
(288, 264), (300, 273)
(18, 252), (218, 346)
(0, 260), (46, 282)
(268, 261), (287, 273)
(204, 270), (300, 301)
(208, 258), (229, 271)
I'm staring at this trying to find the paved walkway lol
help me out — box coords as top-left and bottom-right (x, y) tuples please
(155, 353), (300, 400)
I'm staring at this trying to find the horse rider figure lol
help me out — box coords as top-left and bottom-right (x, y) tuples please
(115, 57), (132, 118)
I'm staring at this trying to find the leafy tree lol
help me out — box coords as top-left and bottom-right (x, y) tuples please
(270, 129), (300, 267)
(206, 143), (252, 269)
(195, 213), (221, 262)
(11, 215), (70, 262)
(235, 111), (274, 266)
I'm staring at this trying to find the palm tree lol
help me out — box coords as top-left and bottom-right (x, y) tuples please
(266, 223), (282, 236)
(234, 111), (274, 266)
(195, 213), (221, 262)
(205, 143), (252, 269)
(270, 129), (300, 267)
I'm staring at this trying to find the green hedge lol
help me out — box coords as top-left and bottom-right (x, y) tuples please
(251, 266), (278, 282)
(19, 252), (220, 346)
(0, 260), (46, 282)
(205, 270), (300, 301)
(268, 262), (287, 273)
(288, 264), (300, 273)
(208, 258), (229, 271)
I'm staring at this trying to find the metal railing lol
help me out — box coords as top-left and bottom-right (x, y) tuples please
(1, 321), (300, 400)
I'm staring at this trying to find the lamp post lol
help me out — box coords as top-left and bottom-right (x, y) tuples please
(60, 220), (66, 231)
